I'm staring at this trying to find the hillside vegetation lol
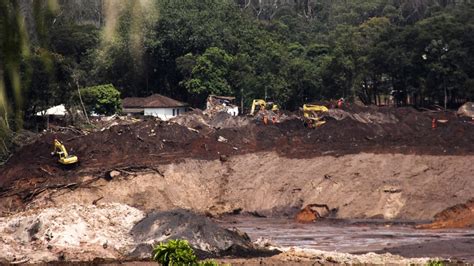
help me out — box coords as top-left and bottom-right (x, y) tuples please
(1, 0), (473, 126)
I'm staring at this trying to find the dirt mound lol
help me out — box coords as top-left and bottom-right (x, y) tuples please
(208, 112), (252, 129)
(170, 109), (212, 132)
(457, 102), (474, 118)
(0, 203), (144, 263)
(0, 204), (277, 263)
(295, 204), (336, 223)
(129, 209), (275, 259)
(417, 199), (474, 229)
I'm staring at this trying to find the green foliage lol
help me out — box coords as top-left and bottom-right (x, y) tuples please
(152, 240), (197, 266)
(79, 84), (121, 115)
(198, 260), (220, 266)
(427, 260), (445, 266)
(151, 239), (222, 266)
(2, 0), (474, 131)
(181, 47), (234, 96)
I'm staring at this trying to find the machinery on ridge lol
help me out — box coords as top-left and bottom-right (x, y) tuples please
(302, 104), (329, 128)
(250, 99), (279, 116)
(51, 138), (79, 165)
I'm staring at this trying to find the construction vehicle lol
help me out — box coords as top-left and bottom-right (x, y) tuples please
(51, 139), (79, 165)
(302, 104), (329, 128)
(250, 99), (279, 115)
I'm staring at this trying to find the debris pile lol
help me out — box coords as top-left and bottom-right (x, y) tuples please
(129, 209), (276, 259)
(205, 95), (239, 117)
(295, 204), (337, 223)
(0, 205), (269, 263)
(417, 199), (474, 229)
(0, 203), (144, 263)
(457, 102), (474, 119)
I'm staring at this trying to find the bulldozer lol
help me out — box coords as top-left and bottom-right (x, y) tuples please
(302, 104), (329, 128)
(249, 99), (279, 116)
(51, 139), (79, 165)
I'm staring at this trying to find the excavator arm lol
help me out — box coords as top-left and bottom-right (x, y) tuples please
(302, 104), (329, 128)
(250, 99), (266, 115)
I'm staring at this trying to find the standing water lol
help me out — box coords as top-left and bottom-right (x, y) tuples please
(220, 216), (474, 262)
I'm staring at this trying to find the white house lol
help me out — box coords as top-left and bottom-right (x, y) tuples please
(35, 104), (67, 116)
(122, 94), (188, 121)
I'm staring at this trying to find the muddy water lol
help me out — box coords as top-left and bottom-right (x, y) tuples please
(220, 217), (474, 261)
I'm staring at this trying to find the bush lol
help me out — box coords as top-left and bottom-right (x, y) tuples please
(152, 239), (197, 266)
(79, 84), (121, 115)
(198, 260), (220, 266)
(427, 260), (445, 266)
(152, 239), (223, 266)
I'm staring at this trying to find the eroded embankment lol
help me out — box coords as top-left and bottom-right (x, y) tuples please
(26, 152), (474, 221)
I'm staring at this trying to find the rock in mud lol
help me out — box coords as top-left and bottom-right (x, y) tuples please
(295, 204), (336, 223)
(129, 209), (278, 259)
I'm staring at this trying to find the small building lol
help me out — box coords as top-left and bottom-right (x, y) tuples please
(35, 104), (70, 129)
(35, 104), (67, 117)
(122, 94), (188, 121)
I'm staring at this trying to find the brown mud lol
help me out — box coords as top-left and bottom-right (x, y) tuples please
(0, 105), (473, 264)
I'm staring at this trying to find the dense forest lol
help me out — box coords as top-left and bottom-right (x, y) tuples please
(1, 0), (473, 132)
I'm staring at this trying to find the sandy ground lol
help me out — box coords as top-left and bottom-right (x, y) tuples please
(97, 248), (436, 265)
(26, 152), (474, 221)
(0, 203), (144, 263)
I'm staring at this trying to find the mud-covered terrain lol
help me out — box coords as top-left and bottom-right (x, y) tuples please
(0, 105), (473, 263)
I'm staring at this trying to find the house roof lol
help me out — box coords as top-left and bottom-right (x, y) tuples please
(35, 104), (67, 116)
(122, 94), (188, 108)
(122, 97), (145, 108)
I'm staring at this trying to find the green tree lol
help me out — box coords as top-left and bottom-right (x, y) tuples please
(79, 84), (121, 115)
(182, 47), (234, 96)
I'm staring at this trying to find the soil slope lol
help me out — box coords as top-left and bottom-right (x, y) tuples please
(0, 106), (473, 222)
(20, 152), (474, 220)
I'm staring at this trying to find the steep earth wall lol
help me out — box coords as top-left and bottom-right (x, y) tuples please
(28, 152), (474, 220)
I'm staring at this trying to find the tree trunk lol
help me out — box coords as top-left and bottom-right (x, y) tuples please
(75, 76), (90, 124)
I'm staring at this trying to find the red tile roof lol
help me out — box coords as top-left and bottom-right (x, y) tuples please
(122, 94), (187, 108)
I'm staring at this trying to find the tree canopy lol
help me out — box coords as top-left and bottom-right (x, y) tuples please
(1, 0), (473, 128)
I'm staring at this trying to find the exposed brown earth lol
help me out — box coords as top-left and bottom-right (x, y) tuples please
(1, 106), (473, 218)
(0, 105), (473, 263)
(12, 152), (474, 222)
(417, 199), (474, 229)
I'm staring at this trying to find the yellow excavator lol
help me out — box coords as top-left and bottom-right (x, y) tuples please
(51, 139), (79, 165)
(250, 99), (279, 115)
(302, 104), (329, 128)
